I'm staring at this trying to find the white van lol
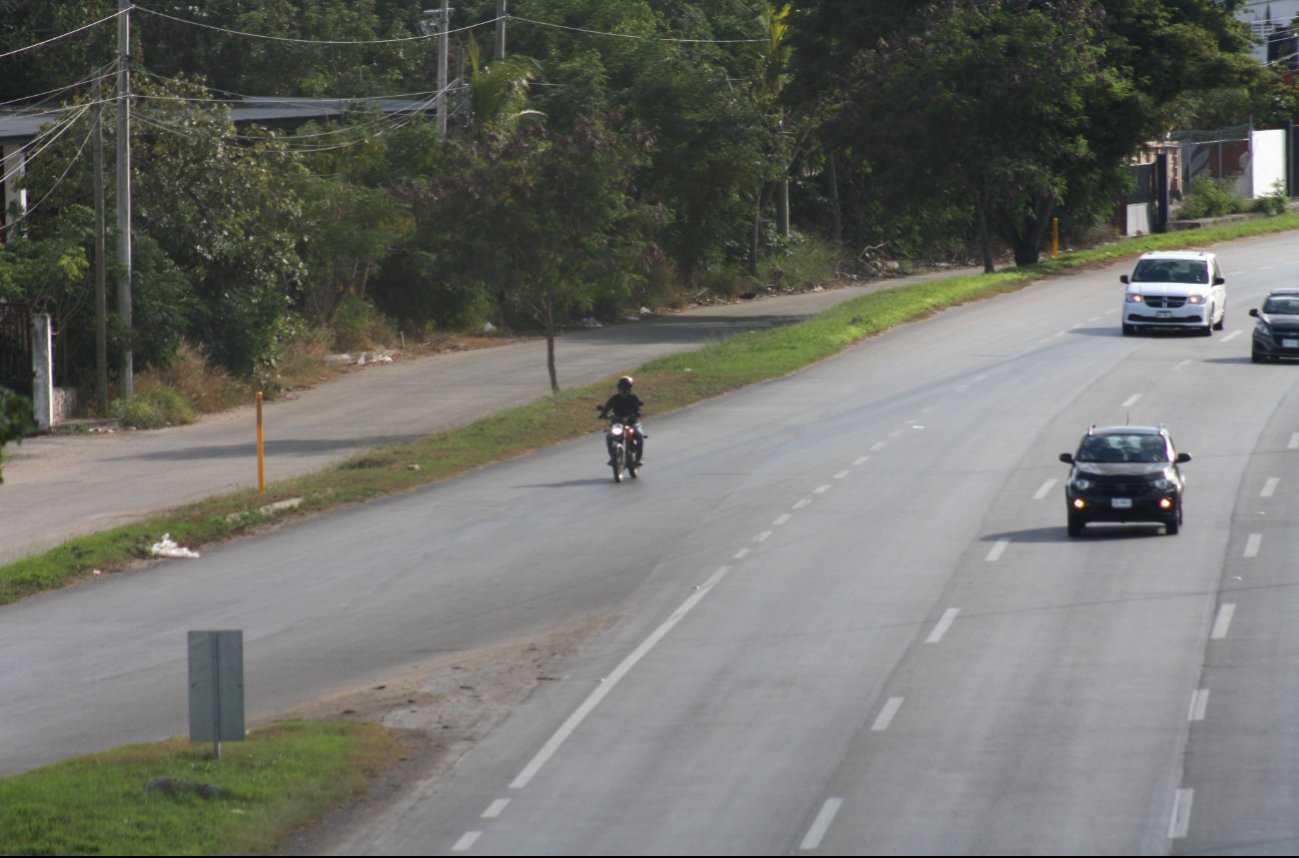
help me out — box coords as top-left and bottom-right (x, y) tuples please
(1120, 250), (1226, 336)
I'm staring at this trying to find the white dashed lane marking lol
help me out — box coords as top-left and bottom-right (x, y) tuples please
(871, 697), (904, 731)
(800, 798), (843, 851)
(926, 608), (960, 644)
(986, 540), (1008, 562)
(1211, 604), (1236, 640)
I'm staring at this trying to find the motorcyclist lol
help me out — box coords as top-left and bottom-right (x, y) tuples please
(597, 376), (645, 465)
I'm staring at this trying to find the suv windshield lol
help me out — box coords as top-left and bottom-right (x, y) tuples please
(1131, 259), (1209, 284)
(1077, 434), (1170, 463)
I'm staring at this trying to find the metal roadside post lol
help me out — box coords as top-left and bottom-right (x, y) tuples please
(188, 630), (245, 758)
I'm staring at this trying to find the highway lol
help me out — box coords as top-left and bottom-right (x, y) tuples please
(3, 233), (1299, 854)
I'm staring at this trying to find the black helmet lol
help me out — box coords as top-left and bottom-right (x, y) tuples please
(618, 376), (634, 392)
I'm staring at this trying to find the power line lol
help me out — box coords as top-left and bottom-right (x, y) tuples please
(133, 5), (500, 46)
(0, 8), (122, 61)
(510, 15), (762, 44)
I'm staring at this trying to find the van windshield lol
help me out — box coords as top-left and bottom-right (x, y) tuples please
(1131, 259), (1209, 285)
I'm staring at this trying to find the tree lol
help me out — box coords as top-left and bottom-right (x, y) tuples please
(409, 113), (657, 391)
(839, 0), (1130, 269)
(0, 385), (34, 484)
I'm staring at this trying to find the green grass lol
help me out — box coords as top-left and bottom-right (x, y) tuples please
(0, 721), (406, 856)
(1, 213), (1297, 856)
(5, 212), (1299, 607)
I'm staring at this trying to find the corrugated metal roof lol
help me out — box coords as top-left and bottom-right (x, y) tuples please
(0, 96), (441, 145)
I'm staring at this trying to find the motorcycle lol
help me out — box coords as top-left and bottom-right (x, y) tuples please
(602, 416), (641, 483)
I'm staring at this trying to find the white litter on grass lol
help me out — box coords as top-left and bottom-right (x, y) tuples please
(578, 317), (603, 328)
(150, 533), (200, 559)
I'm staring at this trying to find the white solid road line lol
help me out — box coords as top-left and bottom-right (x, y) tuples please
(508, 566), (732, 790)
(1169, 788), (1194, 839)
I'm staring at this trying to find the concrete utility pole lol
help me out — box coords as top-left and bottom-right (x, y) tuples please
(439, 0), (451, 135)
(420, 3), (454, 136)
(496, 0), (507, 60)
(93, 75), (108, 413)
(116, 0), (133, 397)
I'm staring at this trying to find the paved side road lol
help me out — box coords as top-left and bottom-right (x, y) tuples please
(0, 269), (975, 566)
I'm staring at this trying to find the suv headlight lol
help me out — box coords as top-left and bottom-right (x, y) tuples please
(1071, 477), (1094, 490)
(1152, 477), (1177, 491)
(1256, 321), (1272, 336)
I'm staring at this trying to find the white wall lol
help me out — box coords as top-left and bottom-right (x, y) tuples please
(1250, 128), (1288, 198)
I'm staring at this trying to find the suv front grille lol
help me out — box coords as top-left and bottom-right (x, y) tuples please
(1091, 475), (1154, 496)
(1142, 296), (1187, 309)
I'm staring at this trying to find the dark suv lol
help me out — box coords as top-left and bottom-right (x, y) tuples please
(1059, 426), (1191, 537)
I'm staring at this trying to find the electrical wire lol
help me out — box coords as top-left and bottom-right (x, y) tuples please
(1, 102), (96, 234)
(509, 15), (762, 43)
(0, 8), (122, 62)
(134, 5), (499, 46)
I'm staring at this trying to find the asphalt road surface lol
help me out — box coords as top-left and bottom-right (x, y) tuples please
(0, 268), (962, 566)
(5, 235), (1299, 855)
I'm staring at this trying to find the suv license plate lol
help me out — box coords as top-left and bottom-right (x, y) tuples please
(1112, 498), (1133, 509)
(1284, 338), (1299, 349)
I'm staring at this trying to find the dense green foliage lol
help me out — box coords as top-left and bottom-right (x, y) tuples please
(0, 0), (1287, 406)
(0, 385), (34, 483)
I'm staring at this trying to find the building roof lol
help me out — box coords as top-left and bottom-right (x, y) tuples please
(0, 95), (442, 146)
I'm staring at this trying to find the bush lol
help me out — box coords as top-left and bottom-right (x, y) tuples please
(759, 233), (845, 291)
(1253, 180), (1290, 216)
(1178, 176), (1245, 219)
(111, 382), (196, 429)
(332, 298), (397, 353)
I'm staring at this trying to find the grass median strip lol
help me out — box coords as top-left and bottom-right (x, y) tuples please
(4, 214), (1298, 608)
(0, 721), (405, 856)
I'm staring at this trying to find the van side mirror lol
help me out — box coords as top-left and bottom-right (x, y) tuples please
(1120, 275), (1130, 284)
(1176, 452), (1191, 463)
(1059, 453), (1075, 464)
(1214, 276), (1225, 286)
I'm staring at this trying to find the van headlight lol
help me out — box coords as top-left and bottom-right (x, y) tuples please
(1187, 295), (1204, 305)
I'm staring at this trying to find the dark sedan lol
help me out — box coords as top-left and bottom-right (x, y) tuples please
(1250, 288), (1299, 362)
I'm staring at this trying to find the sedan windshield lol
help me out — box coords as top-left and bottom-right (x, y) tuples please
(1263, 297), (1299, 315)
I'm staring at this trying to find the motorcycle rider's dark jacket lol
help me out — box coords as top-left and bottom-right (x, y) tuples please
(599, 392), (643, 421)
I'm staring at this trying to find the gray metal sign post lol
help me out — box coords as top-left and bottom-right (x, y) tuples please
(188, 630), (245, 757)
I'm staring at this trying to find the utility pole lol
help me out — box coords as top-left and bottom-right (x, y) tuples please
(93, 74), (108, 413)
(116, 0), (133, 397)
(496, 0), (507, 61)
(420, 4), (454, 136)
(438, 0), (451, 135)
